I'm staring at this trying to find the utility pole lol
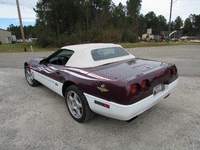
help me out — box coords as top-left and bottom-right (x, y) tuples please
(167, 0), (173, 43)
(16, 0), (27, 52)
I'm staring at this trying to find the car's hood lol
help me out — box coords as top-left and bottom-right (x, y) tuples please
(89, 58), (169, 81)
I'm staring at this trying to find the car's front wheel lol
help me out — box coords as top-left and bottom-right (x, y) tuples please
(25, 66), (40, 86)
(65, 85), (94, 123)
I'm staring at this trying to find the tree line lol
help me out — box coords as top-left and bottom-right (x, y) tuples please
(7, 24), (37, 39)
(7, 0), (200, 47)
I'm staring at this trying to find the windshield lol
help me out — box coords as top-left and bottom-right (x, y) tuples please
(91, 47), (129, 61)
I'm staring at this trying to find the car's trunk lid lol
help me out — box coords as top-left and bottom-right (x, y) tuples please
(89, 58), (169, 81)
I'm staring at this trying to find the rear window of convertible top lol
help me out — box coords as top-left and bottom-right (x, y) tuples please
(91, 47), (129, 61)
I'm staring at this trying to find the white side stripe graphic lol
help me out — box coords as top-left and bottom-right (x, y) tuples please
(67, 68), (112, 81)
(49, 66), (57, 70)
(43, 69), (51, 73)
(63, 70), (95, 80)
(37, 67), (42, 71)
(68, 68), (88, 74)
(35, 66), (112, 81)
(45, 68), (53, 72)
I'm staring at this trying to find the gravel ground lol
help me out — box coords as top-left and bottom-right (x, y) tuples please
(0, 45), (200, 150)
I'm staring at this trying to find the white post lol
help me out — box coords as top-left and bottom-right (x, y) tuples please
(30, 45), (33, 52)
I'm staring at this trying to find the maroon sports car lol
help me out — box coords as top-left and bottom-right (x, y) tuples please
(24, 43), (178, 123)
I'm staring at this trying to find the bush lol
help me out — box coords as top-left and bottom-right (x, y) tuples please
(65, 34), (79, 45)
(35, 28), (139, 48)
(36, 32), (56, 48)
(128, 32), (138, 43)
(80, 31), (90, 43)
(55, 32), (73, 47)
(56, 34), (67, 47)
(121, 30), (138, 43)
(100, 30), (121, 43)
(56, 33), (80, 47)
(88, 29), (101, 43)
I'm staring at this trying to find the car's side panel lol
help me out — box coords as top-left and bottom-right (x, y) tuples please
(37, 64), (64, 82)
(31, 69), (63, 96)
(84, 93), (111, 116)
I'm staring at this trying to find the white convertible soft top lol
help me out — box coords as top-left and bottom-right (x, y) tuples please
(61, 43), (135, 68)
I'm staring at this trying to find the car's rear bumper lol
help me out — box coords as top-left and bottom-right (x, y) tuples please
(84, 78), (178, 121)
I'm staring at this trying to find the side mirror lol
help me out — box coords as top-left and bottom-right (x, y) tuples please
(39, 58), (48, 65)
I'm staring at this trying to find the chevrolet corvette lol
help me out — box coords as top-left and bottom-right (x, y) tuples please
(24, 43), (178, 123)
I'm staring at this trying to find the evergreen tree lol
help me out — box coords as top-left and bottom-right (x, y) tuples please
(126, 0), (142, 32)
(174, 16), (183, 30)
(183, 18), (193, 35)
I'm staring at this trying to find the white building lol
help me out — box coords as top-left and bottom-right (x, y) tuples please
(142, 28), (154, 40)
(0, 29), (12, 44)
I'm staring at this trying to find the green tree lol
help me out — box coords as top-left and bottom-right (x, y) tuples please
(174, 16), (183, 30)
(7, 24), (36, 39)
(126, 0), (142, 32)
(183, 18), (193, 35)
(23, 25), (37, 38)
(33, 0), (142, 47)
(110, 2), (126, 30)
(7, 24), (20, 39)
(157, 15), (168, 31)
(91, 0), (111, 31)
(169, 21), (175, 31)
(137, 13), (167, 36)
(192, 14), (200, 35)
(144, 11), (160, 34)
(138, 14), (146, 36)
(34, 0), (81, 36)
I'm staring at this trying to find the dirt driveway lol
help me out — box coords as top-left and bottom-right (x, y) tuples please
(0, 45), (200, 149)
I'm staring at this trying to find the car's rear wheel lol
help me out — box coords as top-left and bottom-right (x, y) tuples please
(25, 66), (40, 86)
(65, 85), (94, 123)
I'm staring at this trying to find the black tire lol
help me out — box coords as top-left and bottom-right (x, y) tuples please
(25, 66), (40, 87)
(65, 85), (94, 123)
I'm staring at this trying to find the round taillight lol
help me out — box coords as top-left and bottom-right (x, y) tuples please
(131, 84), (137, 95)
(169, 69), (173, 77)
(131, 84), (141, 95)
(142, 80), (147, 90)
(142, 80), (150, 91)
(174, 67), (177, 75)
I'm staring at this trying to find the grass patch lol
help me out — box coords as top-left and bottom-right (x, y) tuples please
(0, 42), (58, 53)
(0, 42), (199, 53)
(120, 42), (200, 48)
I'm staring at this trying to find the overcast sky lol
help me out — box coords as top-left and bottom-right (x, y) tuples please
(0, 0), (200, 30)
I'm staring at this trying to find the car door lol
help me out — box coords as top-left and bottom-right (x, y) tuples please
(36, 49), (74, 96)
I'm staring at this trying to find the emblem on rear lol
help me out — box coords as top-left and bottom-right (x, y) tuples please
(97, 84), (109, 92)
